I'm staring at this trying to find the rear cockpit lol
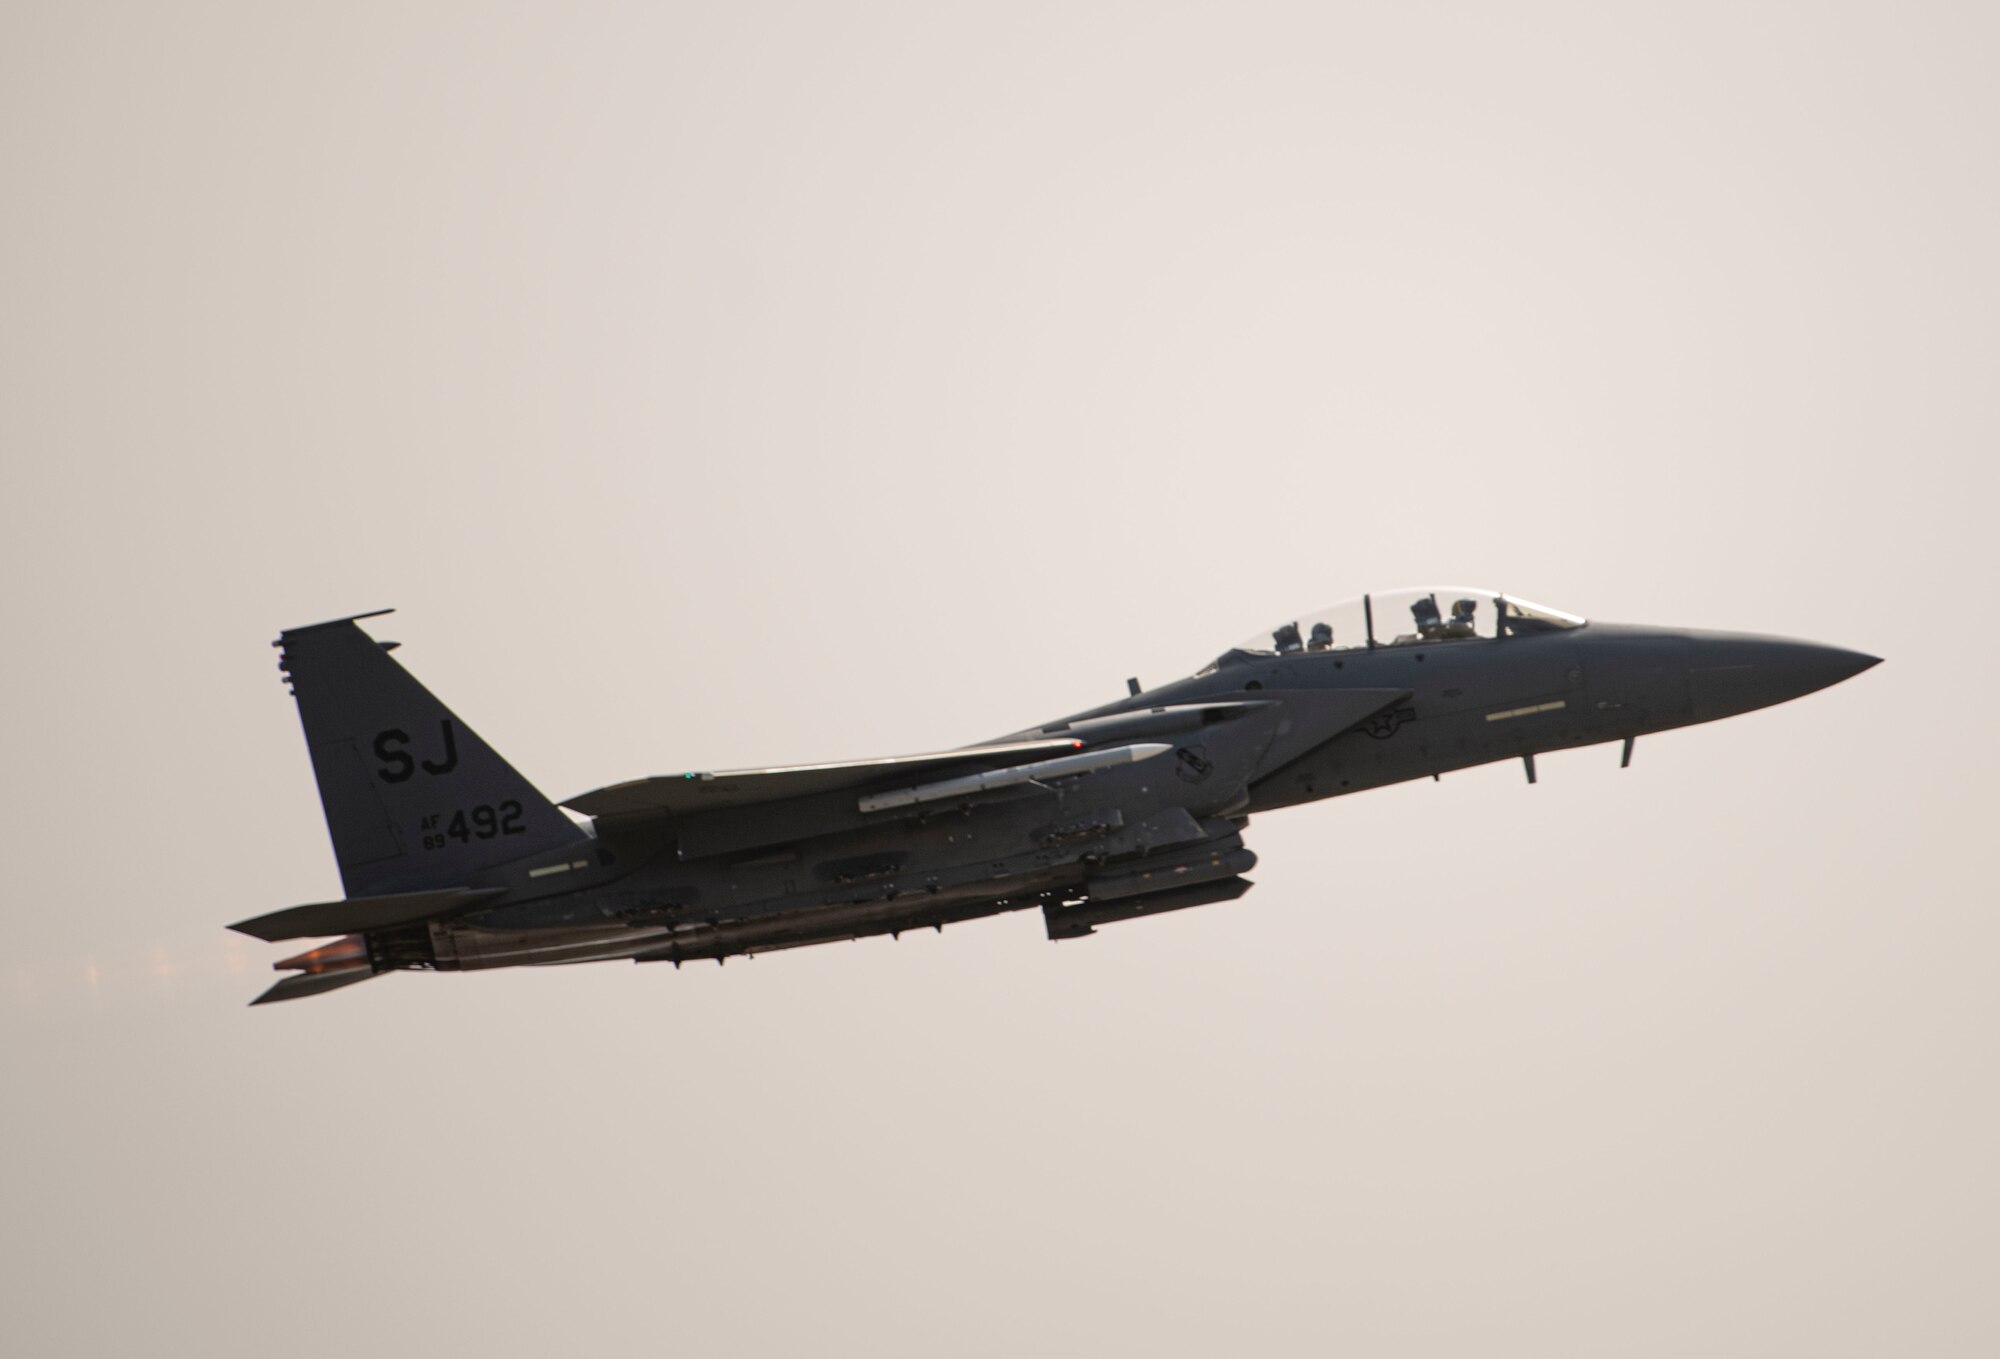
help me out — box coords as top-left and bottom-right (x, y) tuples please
(1202, 588), (1584, 672)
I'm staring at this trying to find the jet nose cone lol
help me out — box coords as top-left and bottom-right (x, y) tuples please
(1688, 634), (1881, 721)
(1822, 647), (1883, 683)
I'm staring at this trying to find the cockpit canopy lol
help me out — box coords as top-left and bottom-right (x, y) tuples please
(1206, 587), (1584, 670)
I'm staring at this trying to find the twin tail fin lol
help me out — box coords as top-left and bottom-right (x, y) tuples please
(272, 611), (587, 900)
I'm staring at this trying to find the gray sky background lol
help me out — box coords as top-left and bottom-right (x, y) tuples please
(3, 3), (1995, 1355)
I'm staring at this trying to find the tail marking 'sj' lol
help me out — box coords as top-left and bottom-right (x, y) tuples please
(270, 610), (587, 901)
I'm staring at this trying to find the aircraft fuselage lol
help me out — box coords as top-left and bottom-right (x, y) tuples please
(401, 625), (1875, 973)
(235, 603), (1878, 1002)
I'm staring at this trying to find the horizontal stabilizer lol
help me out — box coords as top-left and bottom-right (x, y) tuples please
(229, 887), (503, 942)
(563, 738), (1087, 820)
(251, 965), (378, 1005)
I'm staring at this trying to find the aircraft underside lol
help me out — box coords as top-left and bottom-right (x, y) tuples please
(407, 826), (1259, 971)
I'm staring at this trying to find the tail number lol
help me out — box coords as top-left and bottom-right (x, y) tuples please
(420, 800), (526, 850)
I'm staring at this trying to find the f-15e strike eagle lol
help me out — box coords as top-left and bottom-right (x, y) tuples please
(232, 591), (1879, 1004)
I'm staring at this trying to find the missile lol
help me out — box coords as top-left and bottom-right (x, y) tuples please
(858, 742), (1174, 814)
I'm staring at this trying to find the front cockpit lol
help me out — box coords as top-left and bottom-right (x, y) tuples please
(1202, 587), (1585, 672)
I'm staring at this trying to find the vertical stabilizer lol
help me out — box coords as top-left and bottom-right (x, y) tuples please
(274, 612), (586, 897)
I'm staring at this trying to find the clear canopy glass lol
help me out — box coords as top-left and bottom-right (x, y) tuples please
(1213, 587), (1584, 666)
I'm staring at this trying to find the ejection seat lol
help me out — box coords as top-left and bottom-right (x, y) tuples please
(1440, 598), (1479, 639)
(1411, 596), (1446, 640)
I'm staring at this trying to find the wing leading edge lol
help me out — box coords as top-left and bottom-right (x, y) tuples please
(560, 737), (1087, 821)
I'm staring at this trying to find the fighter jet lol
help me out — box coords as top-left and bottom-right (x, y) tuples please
(233, 591), (1879, 1003)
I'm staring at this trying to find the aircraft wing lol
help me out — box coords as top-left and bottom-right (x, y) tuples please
(561, 737), (1088, 820)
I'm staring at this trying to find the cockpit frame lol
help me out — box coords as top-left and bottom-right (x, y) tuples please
(1200, 587), (1586, 674)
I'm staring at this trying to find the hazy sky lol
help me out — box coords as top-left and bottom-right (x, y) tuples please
(3, 3), (1995, 1355)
